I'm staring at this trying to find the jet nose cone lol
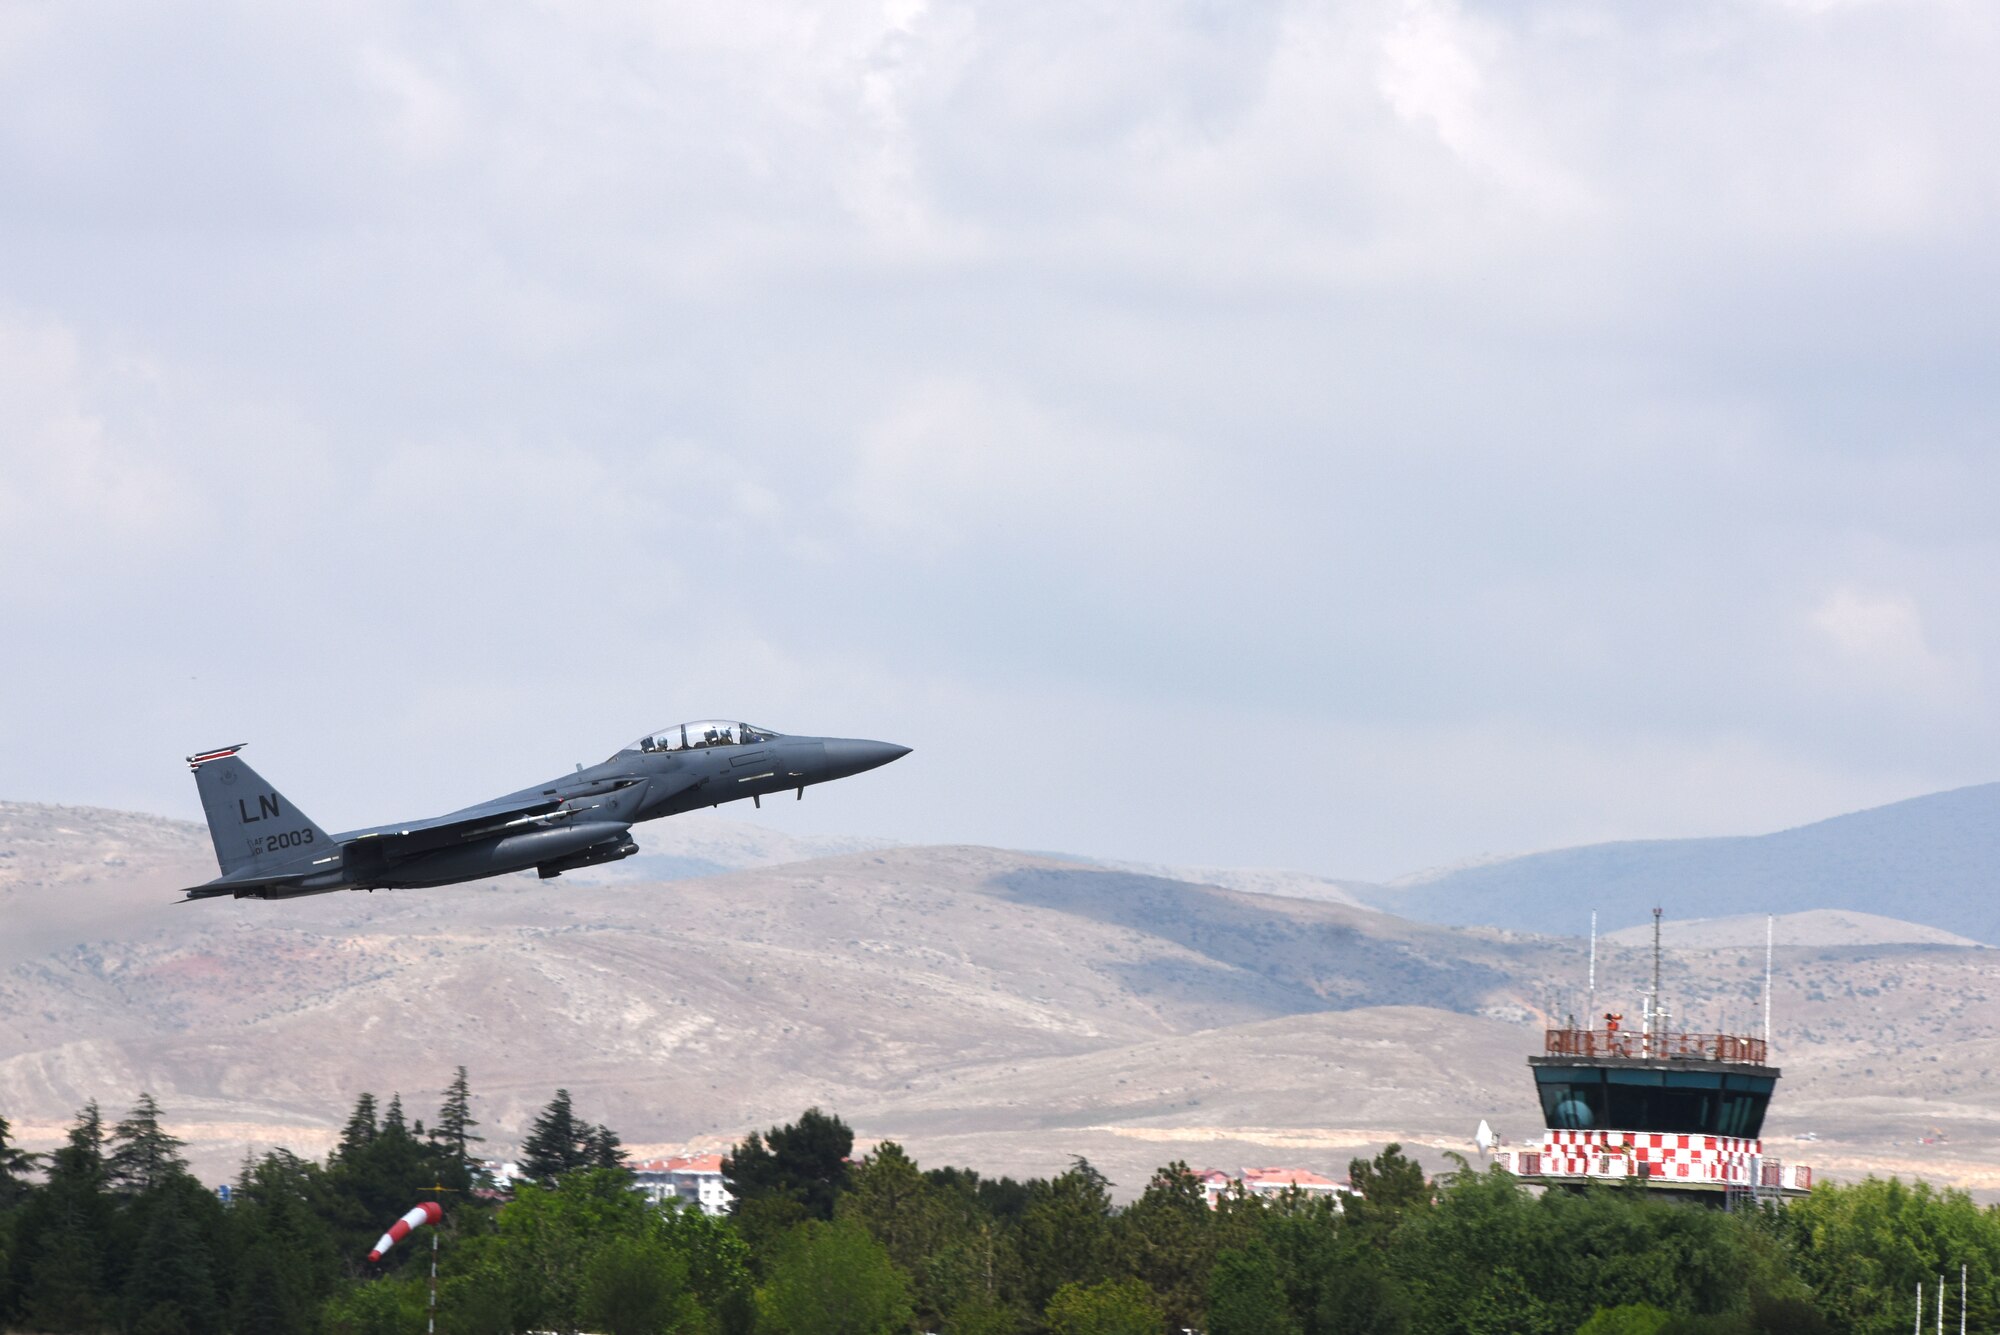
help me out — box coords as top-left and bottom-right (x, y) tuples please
(822, 738), (912, 780)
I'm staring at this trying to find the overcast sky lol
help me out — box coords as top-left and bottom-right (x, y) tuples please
(2, 0), (1996, 881)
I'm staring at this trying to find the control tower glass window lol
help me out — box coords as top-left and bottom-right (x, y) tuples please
(1535, 1068), (1773, 1139)
(1538, 1073), (1607, 1131)
(1717, 1075), (1774, 1138)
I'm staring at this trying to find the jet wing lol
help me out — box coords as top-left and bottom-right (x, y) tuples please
(338, 795), (567, 859)
(335, 775), (654, 862)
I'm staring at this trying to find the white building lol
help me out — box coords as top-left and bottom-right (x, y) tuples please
(632, 1154), (733, 1215)
(1239, 1166), (1352, 1203)
(1191, 1168), (1236, 1209)
(1195, 1165), (1355, 1209)
(479, 1159), (527, 1187)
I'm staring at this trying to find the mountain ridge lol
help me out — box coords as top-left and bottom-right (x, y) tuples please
(10, 799), (2000, 1195)
(1363, 781), (2000, 943)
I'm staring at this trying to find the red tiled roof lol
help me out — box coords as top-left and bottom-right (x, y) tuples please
(668, 1154), (725, 1173)
(1241, 1166), (1339, 1188)
(633, 1154), (726, 1175)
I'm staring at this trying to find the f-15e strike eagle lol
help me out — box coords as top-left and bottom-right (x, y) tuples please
(180, 722), (910, 901)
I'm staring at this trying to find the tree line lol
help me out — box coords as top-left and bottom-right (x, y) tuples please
(4, 1080), (2000, 1333)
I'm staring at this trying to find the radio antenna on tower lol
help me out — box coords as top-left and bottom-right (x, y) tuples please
(1587, 911), (1597, 1021)
(1645, 907), (1663, 1054)
(1764, 914), (1775, 1049)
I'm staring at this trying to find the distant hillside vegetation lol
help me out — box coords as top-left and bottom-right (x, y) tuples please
(1374, 782), (2000, 943)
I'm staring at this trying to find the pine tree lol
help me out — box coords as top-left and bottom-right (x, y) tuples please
(1117, 1162), (1215, 1329)
(232, 1242), (308, 1335)
(108, 1092), (188, 1195)
(328, 1090), (432, 1244)
(22, 1103), (112, 1331)
(722, 1107), (854, 1221)
(584, 1123), (630, 1172)
(0, 1112), (41, 1208)
(121, 1175), (223, 1334)
(228, 1150), (341, 1335)
(433, 1065), (484, 1167)
(335, 1092), (379, 1161)
(1015, 1158), (1115, 1313)
(519, 1089), (586, 1182)
(26, 1229), (103, 1333)
(66, 1100), (106, 1168)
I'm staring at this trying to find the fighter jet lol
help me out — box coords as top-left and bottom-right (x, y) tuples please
(180, 722), (910, 901)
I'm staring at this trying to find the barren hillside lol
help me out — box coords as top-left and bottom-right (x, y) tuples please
(5, 803), (2000, 1193)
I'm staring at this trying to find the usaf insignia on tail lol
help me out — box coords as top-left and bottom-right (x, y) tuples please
(180, 722), (910, 901)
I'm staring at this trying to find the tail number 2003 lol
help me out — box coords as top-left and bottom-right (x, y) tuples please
(254, 829), (315, 855)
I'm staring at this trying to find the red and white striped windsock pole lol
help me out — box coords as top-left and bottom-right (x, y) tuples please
(367, 1200), (443, 1263)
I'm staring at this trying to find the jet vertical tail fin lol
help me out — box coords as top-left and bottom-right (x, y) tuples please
(187, 746), (335, 877)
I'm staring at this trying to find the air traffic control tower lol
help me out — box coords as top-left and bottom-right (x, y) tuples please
(1495, 916), (1815, 1202)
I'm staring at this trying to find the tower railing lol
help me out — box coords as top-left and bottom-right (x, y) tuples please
(1543, 1028), (1767, 1064)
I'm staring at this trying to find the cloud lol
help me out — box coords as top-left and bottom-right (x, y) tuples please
(1804, 586), (1974, 704)
(356, 45), (466, 164)
(1376, 0), (1598, 223)
(838, 376), (1201, 560)
(0, 316), (201, 589)
(1811, 587), (1931, 662)
(0, 1), (1997, 876)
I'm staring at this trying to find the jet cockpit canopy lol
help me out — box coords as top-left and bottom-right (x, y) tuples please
(621, 721), (780, 757)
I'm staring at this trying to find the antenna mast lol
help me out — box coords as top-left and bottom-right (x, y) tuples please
(1588, 911), (1597, 1022)
(1764, 914), (1775, 1051)
(1647, 907), (1663, 1055)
